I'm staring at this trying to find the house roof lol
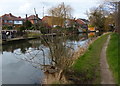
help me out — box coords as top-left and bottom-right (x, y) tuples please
(79, 18), (89, 24)
(42, 16), (54, 21)
(1, 13), (23, 21)
(76, 19), (86, 25)
(80, 18), (89, 23)
(0, 17), (2, 25)
(67, 19), (77, 22)
(27, 15), (40, 20)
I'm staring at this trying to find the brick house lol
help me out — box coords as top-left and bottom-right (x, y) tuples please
(26, 14), (41, 24)
(0, 17), (2, 27)
(1, 13), (24, 26)
(76, 18), (88, 32)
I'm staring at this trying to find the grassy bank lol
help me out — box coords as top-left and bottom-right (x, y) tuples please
(65, 33), (109, 84)
(106, 33), (119, 84)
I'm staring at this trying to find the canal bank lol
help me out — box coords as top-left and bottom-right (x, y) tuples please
(2, 33), (66, 45)
(2, 37), (38, 45)
(64, 33), (111, 84)
(41, 33), (103, 84)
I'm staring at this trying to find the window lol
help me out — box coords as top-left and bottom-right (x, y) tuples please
(4, 20), (7, 23)
(14, 21), (23, 24)
(8, 20), (13, 23)
(16, 21), (20, 23)
(34, 20), (37, 23)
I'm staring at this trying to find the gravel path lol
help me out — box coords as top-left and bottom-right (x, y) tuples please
(100, 35), (115, 84)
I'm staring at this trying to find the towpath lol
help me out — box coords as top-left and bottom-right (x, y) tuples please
(100, 35), (115, 84)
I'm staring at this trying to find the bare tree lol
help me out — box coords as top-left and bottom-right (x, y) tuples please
(13, 34), (76, 84)
(102, 0), (120, 33)
(88, 6), (106, 32)
(87, 1), (120, 32)
(47, 2), (73, 27)
(48, 2), (73, 19)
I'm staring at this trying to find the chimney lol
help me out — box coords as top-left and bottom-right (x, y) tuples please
(26, 14), (28, 20)
(9, 13), (12, 16)
(36, 14), (38, 18)
(18, 16), (21, 18)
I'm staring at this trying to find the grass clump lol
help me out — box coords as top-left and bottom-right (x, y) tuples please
(107, 33), (119, 84)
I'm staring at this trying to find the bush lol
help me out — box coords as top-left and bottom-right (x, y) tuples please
(17, 26), (26, 31)
(23, 20), (32, 28)
(2, 25), (13, 30)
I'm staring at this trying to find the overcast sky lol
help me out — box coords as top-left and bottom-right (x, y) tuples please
(0, 0), (101, 19)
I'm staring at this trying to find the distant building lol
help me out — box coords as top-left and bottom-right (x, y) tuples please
(26, 14), (42, 24)
(42, 16), (65, 28)
(88, 27), (96, 32)
(64, 19), (77, 28)
(78, 18), (89, 24)
(1, 13), (24, 26)
(76, 18), (88, 32)
(0, 17), (2, 27)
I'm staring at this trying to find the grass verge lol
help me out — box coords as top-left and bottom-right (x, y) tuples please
(106, 33), (119, 84)
(65, 33), (109, 84)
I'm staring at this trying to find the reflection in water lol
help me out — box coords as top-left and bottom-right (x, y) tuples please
(2, 32), (97, 84)
(88, 32), (96, 37)
(2, 41), (32, 53)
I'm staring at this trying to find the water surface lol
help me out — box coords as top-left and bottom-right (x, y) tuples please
(2, 33), (97, 84)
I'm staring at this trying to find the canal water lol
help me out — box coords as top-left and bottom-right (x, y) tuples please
(1, 32), (98, 84)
